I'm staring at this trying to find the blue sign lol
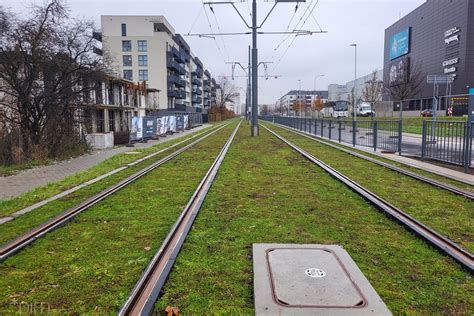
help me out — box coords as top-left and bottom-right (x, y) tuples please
(389, 28), (410, 60)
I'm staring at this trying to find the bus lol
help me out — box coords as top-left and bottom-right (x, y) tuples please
(333, 101), (349, 118)
(321, 101), (349, 118)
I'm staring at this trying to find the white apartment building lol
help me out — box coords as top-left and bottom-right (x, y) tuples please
(277, 90), (329, 115)
(100, 15), (217, 113)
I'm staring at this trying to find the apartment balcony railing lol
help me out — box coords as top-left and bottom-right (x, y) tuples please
(192, 78), (202, 86)
(193, 88), (202, 95)
(192, 69), (203, 78)
(204, 86), (211, 92)
(168, 89), (186, 99)
(167, 60), (186, 75)
(168, 75), (187, 88)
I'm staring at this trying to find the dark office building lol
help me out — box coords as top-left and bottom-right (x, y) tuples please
(383, 0), (474, 115)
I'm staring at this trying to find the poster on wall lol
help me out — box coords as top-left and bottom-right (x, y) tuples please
(130, 116), (143, 141)
(184, 115), (189, 129)
(169, 116), (177, 132)
(156, 117), (162, 137)
(389, 28), (411, 60)
(162, 116), (170, 133)
(143, 117), (156, 138)
(176, 115), (184, 131)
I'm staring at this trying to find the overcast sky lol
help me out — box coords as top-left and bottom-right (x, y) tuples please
(5, 0), (425, 104)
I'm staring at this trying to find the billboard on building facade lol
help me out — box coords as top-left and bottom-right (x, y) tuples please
(389, 57), (410, 86)
(389, 28), (411, 60)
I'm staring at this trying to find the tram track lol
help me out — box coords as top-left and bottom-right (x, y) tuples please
(119, 121), (241, 315)
(0, 122), (232, 262)
(0, 122), (228, 225)
(263, 124), (473, 272)
(267, 121), (474, 200)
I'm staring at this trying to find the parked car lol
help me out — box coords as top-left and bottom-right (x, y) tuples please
(357, 102), (375, 117)
(421, 109), (435, 117)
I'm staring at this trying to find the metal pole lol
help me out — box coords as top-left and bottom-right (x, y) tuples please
(247, 45), (251, 121)
(251, 0), (259, 136)
(351, 44), (357, 122)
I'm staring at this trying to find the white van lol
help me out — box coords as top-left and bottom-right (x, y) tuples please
(357, 102), (375, 117)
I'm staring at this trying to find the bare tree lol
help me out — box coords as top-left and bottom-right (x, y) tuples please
(0, 0), (106, 160)
(384, 60), (423, 119)
(215, 77), (239, 109)
(362, 70), (383, 119)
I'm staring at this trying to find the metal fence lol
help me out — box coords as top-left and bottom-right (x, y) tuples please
(422, 120), (473, 171)
(261, 116), (473, 173)
(263, 116), (401, 154)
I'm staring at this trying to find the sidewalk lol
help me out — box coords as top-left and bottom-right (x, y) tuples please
(0, 125), (210, 200)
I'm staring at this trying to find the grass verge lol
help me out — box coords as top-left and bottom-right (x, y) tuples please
(273, 121), (474, 192)
(264, 123), (473, 252)
(0, 124), (227, 245)
(0, 124), (218, 218)
(156, 123), (472, 314)
(0, 121), (239, 314)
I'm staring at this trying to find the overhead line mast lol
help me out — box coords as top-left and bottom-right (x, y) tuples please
(187, 0), (326, 137)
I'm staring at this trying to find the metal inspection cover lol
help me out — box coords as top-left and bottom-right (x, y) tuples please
(253, 244), (391, 315)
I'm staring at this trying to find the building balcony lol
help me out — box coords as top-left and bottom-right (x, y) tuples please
(192, 78), (202, 86)
(203, 86), (211, 93)
(170, 47), (185, 63)
(192, 95), (203, 103)
(168, 75), (187, 88)
(168, 89), (186, 99)
(192, 69), (203, 78)
(193, 88), (202, 95)
(167, 60), (186, 75)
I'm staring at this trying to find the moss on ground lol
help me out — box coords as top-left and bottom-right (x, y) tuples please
(0, 122), (238, 314)
(265, 123), (474, 253)
(156, 123), (472, 315)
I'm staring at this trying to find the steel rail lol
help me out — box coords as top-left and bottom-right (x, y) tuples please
(119, 121), (242, 316)
(262, 124), (474, 273)
(0, 122), (227, 226)
(269, 121), (474, 200)
(0, 122), (233, 262)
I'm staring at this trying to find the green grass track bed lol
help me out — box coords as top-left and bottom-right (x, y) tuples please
(0, 124), (227, 245)
(156, 124), (473, 315)
(264, 123), (474, 253)
(0, 121), (238, 314)
(0, 123), (220, 218)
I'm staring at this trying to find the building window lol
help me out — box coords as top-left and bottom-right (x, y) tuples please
(138, 40), (147, 52)
(139, 69), (148, 81)
(138, 55), (148, 66)
(122, 40), (131, 52)
(96, 109), (104, 133)
(123, 55), (132, 66)
(121, 23), (127, 36)
(123, 69), (133, 81)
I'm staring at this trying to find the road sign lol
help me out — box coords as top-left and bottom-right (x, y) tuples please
(427, 75), (455, 84)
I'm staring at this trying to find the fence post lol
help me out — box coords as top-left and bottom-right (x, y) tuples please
(338, 121), (342, 143)
(321, 119), (324, 137)
(329, 120), (332, 139)
(421, 120), (427, 161)
(463, 122), (471, 173)
(352, 120), (356, 147)
(373, 120), (378, 152)
(398, 119), (403, 155)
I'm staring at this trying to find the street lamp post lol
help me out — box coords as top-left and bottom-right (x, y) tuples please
(298, 79), (302, 118)
(350, 44), (357, 122)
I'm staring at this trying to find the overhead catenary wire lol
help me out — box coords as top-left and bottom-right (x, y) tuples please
(271, 0), (321, 73)
(202, 1), (228, 63)
(209, 4), (231, 62)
